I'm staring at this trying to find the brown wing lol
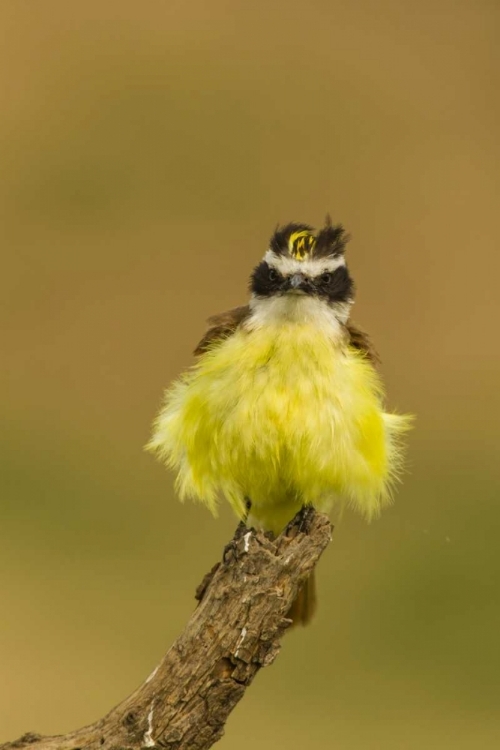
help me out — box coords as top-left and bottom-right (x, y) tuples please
(194, 305), (251, 356)
(345, 321), (380, 365)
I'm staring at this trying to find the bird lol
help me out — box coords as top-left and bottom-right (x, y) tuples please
(146, 217), (412, 624)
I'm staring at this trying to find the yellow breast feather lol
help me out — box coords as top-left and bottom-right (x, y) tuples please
(147, 322), (411, 531)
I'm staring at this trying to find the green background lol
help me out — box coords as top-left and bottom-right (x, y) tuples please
(1, 2), (499, 748)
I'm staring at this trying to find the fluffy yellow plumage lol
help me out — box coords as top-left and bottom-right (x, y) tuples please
(147, 316), (411, 533)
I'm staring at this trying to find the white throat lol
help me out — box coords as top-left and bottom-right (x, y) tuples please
(247, 293), (352, 338)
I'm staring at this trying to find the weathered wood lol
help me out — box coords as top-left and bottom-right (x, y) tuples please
(1, 509), (332, 750)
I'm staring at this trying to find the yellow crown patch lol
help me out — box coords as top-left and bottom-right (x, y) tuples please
(288, 231), (316, 260)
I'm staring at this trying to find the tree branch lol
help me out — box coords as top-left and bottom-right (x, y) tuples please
(1, 509), (332, 750)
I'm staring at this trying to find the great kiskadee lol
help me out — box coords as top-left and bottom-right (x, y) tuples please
(147, 218), (412, 624)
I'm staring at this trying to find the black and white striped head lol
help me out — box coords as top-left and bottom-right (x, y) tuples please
(250, 219), (354, 321)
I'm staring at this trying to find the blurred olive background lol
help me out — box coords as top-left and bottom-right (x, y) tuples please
(1, 1), (499, 748)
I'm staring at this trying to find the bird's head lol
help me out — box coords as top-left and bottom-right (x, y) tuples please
(250, 217), (354, 324)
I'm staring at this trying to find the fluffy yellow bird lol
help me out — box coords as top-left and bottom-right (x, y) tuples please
(147, 218), (412, 623)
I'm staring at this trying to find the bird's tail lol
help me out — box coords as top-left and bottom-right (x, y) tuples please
(287, 570), (317, 627)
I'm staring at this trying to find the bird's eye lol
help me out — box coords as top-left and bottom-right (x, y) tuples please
(268, 268), (278, 281)
(321, 273), (332, 284)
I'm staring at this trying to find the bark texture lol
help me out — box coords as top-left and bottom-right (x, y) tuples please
(1, 509), (332, 750)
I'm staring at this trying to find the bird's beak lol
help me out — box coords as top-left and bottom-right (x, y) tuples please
(289, 273), (307, 292)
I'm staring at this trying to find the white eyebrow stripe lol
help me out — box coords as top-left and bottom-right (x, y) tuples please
(264, 250), (345, 277)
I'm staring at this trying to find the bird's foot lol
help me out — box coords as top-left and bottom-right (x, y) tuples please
(285, 505), (316, 538)
(223, 501), (255, 563)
